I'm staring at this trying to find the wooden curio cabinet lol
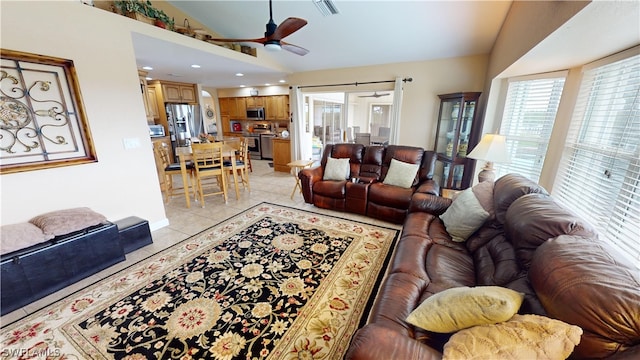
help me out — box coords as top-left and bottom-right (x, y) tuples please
(433, 92), (482, 190)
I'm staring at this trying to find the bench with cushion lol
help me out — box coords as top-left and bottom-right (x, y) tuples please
(1, 208), (151, 315)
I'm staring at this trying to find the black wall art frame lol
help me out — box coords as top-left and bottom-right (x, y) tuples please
(1, 49), (97, 174)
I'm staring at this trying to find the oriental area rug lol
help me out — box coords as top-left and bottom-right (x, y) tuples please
(1, 203), (399, 360)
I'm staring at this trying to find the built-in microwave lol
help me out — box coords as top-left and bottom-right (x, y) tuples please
(246, 107), (265, 120)
(149, 124), (165, 138)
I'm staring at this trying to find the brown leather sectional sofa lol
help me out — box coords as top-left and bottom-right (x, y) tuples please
(345, 174), (640, 359)
(298, 143), (438, 224)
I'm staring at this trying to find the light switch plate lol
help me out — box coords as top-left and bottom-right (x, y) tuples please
(123, 137), (141, 150)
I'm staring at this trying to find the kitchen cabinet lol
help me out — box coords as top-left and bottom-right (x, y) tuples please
(245, 96), (265, 108)
(433, 92), (482, 190)
(272, 138), (291, 172)
(220, 115), (232, 134)
(138, 70), (154, 124)
(234, 97), (247, 119)
(161, 82), (197, 103)
(147, 86), (160, 120)
(266, 95), (289, 120)
(220, 97), (246, 119)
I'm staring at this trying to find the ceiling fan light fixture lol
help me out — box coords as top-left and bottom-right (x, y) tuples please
(264, 41), (282, 52)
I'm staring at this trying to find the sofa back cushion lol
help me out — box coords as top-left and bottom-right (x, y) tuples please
(493, 173), (548, 224)
(505, 193), (597, 270)
(359, 146), (385, 180)
(530, 235), (640, 358)
(380, 145), (424, 186)
(418, 150), (437, 182)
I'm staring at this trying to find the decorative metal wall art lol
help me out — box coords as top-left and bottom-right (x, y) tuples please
(1, 49), (97, 174)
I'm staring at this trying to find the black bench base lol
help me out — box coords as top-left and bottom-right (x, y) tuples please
(115, 216), (153, 254)
(1, 222), (125, 315)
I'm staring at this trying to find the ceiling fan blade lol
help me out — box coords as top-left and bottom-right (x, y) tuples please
(281, 41), (309, 56)
(270, 17), (307, 40)
(207, 37), (268, 44)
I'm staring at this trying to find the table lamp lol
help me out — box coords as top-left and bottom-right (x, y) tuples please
(466, 133), (510, 183)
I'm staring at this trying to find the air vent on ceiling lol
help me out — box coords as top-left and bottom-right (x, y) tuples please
(314, 0), (340, 16)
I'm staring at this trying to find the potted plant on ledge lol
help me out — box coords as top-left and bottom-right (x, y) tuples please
(115, 0), (154, 25)
(115, 0), (173, 30)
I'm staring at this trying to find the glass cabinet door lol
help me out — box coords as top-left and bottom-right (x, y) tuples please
(435, 98), (462, 158)
(433, 92), (482, 190)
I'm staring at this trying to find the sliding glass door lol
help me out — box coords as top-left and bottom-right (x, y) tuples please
(302, 90), (393, 163)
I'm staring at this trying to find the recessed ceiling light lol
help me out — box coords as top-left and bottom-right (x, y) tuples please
(240, 85), (246, 88)
(265, 83), (271, 86)
(279, 79), (286, 83)
(191, 64), (201, 68)
(235, 73), (244, 77)
(142, 66), (153, 70)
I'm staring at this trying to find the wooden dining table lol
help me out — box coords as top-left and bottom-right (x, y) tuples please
(175, 143), (240, 208)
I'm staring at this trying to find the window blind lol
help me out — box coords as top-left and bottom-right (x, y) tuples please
(497, 74), (566, 182)
(554, 51), (640, 267)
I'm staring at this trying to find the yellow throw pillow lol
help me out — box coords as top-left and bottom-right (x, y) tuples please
(443, 314), (583, 360)
(406, 286), (524, 333)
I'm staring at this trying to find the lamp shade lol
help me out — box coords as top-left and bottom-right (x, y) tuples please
(467, 134), (511, 163)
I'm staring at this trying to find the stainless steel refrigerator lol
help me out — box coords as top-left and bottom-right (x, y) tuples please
(165, 103), (203, 152)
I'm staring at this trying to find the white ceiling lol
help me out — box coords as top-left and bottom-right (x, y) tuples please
(133, 1), (640, 89)
(135, 0), (513, 88)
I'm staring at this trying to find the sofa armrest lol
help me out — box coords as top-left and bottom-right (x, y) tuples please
(298, 166), (324, 204)
(345, 324), (442, 360)
(416, 179), (440, 196)
(409, 192), (452, 216)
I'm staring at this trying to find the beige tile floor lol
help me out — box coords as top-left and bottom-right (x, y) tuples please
(1, 159), (400, 326)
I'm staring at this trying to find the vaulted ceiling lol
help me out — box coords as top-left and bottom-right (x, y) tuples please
(134, 1), (512, 88)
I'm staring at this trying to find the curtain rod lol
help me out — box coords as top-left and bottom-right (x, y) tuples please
(289, 77), (412, 90)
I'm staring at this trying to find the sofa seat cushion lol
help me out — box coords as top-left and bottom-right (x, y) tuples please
(443, 314), (583, 360)
(368, 182), (414, 209)
(530, 235), (640, 359)
(313, 180), (347, 199)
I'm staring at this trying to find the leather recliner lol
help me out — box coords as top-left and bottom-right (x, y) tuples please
(299, 143), (438, 224)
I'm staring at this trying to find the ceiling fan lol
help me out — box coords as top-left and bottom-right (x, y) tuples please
(358, 92), (390, 98)
(207, 0), (309, 56)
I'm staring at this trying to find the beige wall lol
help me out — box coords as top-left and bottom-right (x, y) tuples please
(1, 1), (167, 228)
(287, 55), (489, 149)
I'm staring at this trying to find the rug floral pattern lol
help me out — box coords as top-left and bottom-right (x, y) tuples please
(1, 204), (398, 360)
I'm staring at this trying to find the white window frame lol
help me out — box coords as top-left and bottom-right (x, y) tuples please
(496, 72), (567, 183)
(553, 47), (640, 267)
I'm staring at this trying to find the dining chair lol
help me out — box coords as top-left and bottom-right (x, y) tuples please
(153, 141), (195, 203)
(355, 132), (371, 146)
(223, 137), (251, 192)
(191, 142), (227, 206)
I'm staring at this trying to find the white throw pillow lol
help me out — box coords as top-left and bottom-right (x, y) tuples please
(323, 157), (350, 181)
(383, 158), (420, 188)
(439, 184), (491, 242)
